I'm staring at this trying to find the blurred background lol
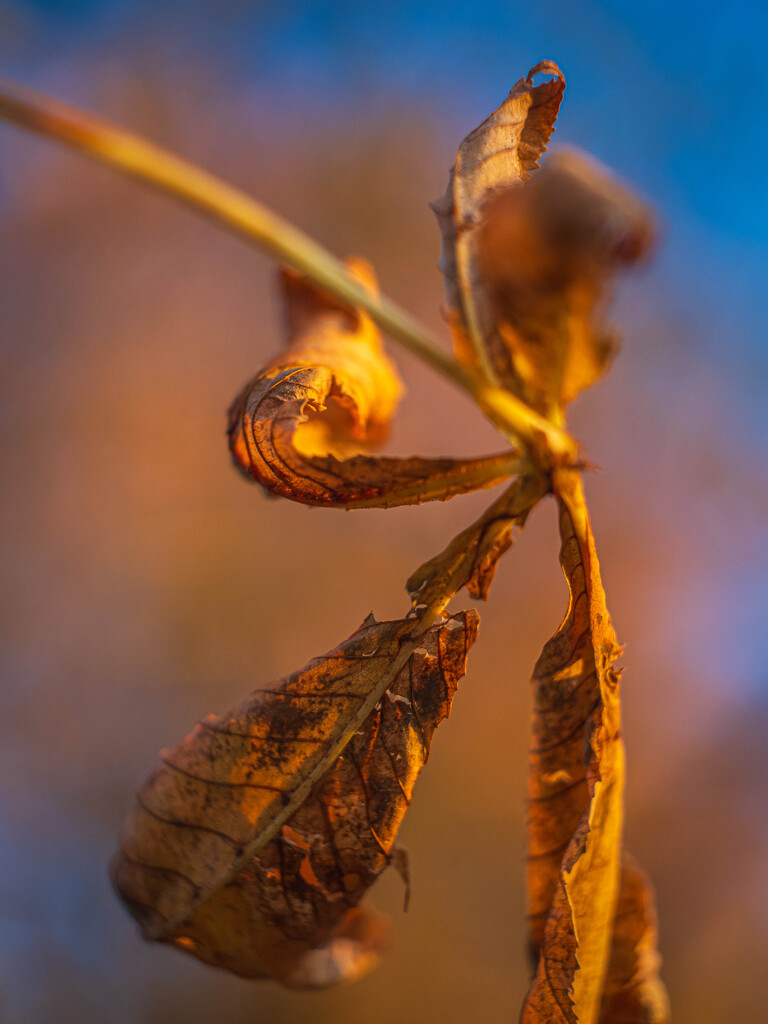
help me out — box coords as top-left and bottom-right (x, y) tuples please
(1, 2), (767, 1022)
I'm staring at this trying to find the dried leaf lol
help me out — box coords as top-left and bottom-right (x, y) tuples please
(599, 855), (670, 1024)
(431, 61), (565, 381)
(111, 609), (479, 987)
(432, 61), (565, 323)
(228, 258), (517, 508)
(407, 471), (548, 608)
(522, 471), (625, 1024)
(433, 62), (653, 423)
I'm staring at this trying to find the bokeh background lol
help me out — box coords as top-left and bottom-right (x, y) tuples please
(1, 2), (767, 1022)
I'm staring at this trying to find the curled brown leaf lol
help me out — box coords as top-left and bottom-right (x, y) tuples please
(228, 258), (519, 508)
(111, 609), (479, 988)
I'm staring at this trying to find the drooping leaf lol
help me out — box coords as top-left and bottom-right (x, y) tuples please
(522, 471), (625, 1024)
(599, 855), (670, 1024)
(407, 471), (547, 608)
(111, 609), (479, 988)
(228, 258), (517, 508)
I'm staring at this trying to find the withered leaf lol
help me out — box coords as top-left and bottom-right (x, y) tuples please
(112, 609), (479, 988)
(228, 258), (517, 508)
(431, 61), (565, 382)
(433, 62), (653, 423)
(407, 471), (548, 608)
(522, 470), (626, 1024)
(599, 855), (670, 1024)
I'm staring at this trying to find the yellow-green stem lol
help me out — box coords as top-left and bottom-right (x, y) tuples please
(0, 77), (576, 462)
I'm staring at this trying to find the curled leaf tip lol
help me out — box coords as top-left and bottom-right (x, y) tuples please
(432, 61), (566, 391)
(525, 60), (566, 85)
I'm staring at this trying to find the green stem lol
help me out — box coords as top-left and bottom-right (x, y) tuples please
(0, 77), (576, 463)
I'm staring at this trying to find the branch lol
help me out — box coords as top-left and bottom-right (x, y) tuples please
(0, 77), (577, 464)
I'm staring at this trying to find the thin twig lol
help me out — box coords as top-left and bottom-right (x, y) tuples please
(0, 77), (577, 463)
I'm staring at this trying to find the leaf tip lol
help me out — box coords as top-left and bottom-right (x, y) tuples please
(277, 906), (394, 990)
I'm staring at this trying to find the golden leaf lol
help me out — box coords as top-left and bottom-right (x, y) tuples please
(111, 609), (479, 988)
(432, 61), (565, 323)
(228, 258), (518, 508)
(522, 471), (625, 1024)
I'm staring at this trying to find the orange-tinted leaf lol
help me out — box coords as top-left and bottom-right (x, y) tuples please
(228, 258), (517, 508)
(522, 471), (625, 1024)
(407, 472), (547, 608)
(112, 609), (478, 987)
(599, 855), (670, 1024)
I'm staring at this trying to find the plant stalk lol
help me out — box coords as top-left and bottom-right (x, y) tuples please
(0, 77), (576, 462)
